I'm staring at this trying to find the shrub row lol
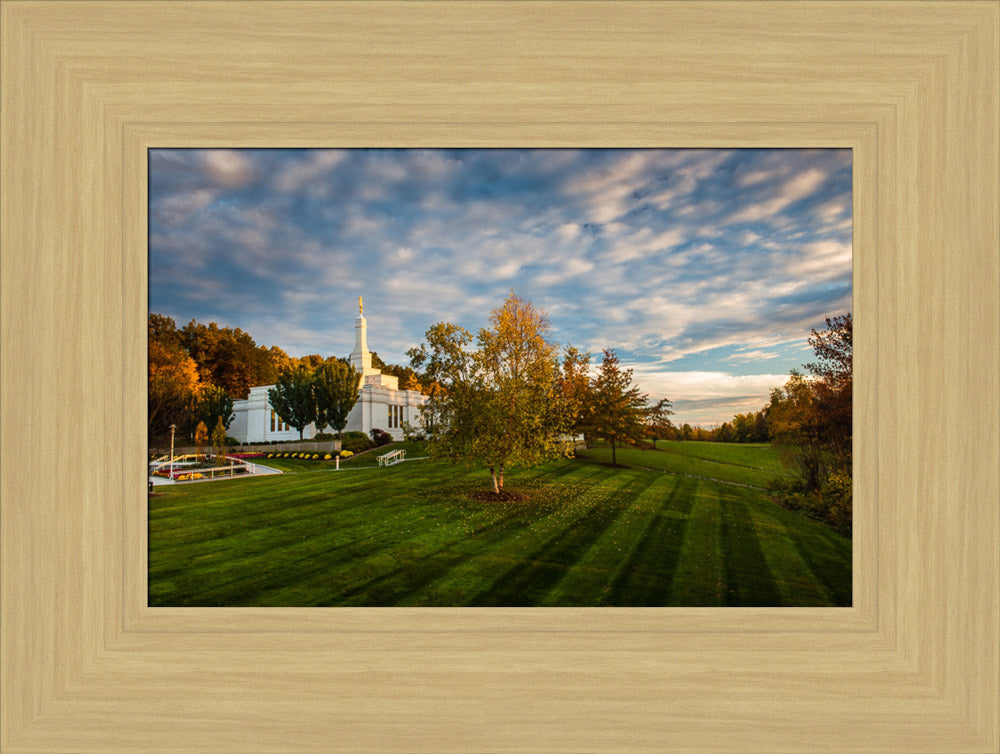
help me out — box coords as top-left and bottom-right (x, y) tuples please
(767, 472), (852, 535)
(265, 451), (354, 461)
(341, 431), (375, 454)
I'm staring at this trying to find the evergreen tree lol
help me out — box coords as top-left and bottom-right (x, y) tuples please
(194, 421), (209, 461)
(586, 349), (650, 465)
(645, 398), (675, 448)
(211, 416), (228, 466)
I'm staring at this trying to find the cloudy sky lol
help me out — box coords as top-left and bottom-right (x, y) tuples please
(149, 148), (852, 426)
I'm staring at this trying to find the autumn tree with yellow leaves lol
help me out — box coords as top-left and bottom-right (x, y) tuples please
(409, 292), (567, 496)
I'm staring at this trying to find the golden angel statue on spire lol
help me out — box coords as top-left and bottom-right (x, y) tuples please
(358, 296), (363, 316)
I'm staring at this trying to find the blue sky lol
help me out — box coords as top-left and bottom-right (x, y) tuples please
(149, 148), (852, 426)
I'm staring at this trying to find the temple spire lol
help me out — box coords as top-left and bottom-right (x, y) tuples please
(350, 297), (374, 375)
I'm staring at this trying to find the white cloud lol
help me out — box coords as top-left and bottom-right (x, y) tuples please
(815, 198), (847, 223)
(727, 168), (828, 224)
(201, 150), (256, 188)
(273, 151), (347, 193)
(603, 227), (686, 264)
(787, 239), (852, 279)
(727, 349), (780, 362)
(556, 223), (582, 241)
(627, 367), (788, 406)
(156, 188), (217, 225)
(532, 257), (595, 288)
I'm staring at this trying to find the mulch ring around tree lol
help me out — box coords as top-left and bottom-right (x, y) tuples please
(469, 489), (529, 503)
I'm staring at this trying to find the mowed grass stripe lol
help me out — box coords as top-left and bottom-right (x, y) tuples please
(151, 465), (481, 604)
(150, 471), (437, 573)
(653, 440), (788, 474)
(736, 486), (835, 606)
(665, 481), (729, 605)
(718, 496), (782, 606)
(154, 462), (614, 607)
(780, 513), (852, 606)
(538, 473), (685, 606)
(396, 465), (637, 606)
(575, 445), (777, 489)
(261, 471), (587, 607)
(466, 472), (653, 606)
(599, 475), (699, 606)
(396, 464), (630, 606)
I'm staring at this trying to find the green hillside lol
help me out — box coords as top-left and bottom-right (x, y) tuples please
(148, 443), (851, 607)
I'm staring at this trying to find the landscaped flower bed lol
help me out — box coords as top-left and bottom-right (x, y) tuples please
(264, 450), (353, 461)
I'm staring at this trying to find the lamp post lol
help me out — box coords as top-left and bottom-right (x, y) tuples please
(169, 423), (176, 480)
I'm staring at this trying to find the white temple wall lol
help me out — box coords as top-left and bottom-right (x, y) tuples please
(226, 305), (427, 444)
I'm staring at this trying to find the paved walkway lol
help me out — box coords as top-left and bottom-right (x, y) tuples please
(149, 462), (283, 486)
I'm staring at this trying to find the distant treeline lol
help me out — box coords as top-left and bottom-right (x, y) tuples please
(671, 412), (770, 443)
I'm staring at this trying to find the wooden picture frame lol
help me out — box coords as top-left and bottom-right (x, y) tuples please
(2, 2), (997, 751)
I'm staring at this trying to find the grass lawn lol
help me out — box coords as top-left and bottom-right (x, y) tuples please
(148, 442), (851, 607)
(577, 443), (787, 489)
(651, 439), (789, 474)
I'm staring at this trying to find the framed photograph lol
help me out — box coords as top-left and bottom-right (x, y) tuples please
(2, 2), (997, 752)
(145, 146), (855, 610)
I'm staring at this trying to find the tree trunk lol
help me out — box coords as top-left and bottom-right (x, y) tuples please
(611, 437), (617, 465)
(498, 467), (504, 491)
(490, 467), (499, 495)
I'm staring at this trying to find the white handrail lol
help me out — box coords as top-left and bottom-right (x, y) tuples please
(377, 449), (406, 467)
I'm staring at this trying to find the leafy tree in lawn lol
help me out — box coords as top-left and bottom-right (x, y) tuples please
(268, 364), (317, 440)
(409, 292), (565, 496)
(401, 371), (423, 392)
(586, 349), (649, 465)
(313, 359), (360, 440)
(194, 384), (234, 431)
(806, 313), (852, 384)
(559, 345), (592, 442)
(381, 362), (426, 392)
(408, 322), (473, 448)
(149, 313), (184, 351)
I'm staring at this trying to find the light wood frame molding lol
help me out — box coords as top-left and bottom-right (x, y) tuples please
(2, 2), (997, 752)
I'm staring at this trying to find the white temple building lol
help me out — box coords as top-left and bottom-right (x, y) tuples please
(229, 301), (428, 444)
